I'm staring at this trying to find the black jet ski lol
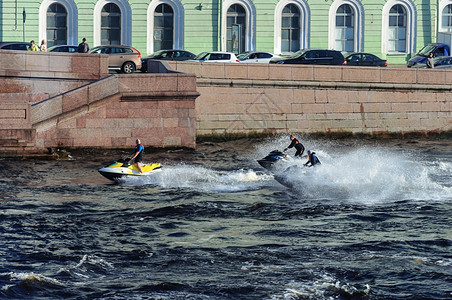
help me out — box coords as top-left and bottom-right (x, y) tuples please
(273, 165), (305, 189)
(274, 160), (323, 189)
(257, 150), (293, 171)
(99, 158), (162, 181)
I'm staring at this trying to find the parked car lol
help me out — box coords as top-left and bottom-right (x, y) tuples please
(190, 51), (240, 63)
(407, 43), (450, 67)
(237, 51), (281, 63)
(344, 52), (387, 67)
(411, 56), (452, 69)
(90, 45), (141, 73)
(48, 45), (78, 53)
(0, 42), (30, 51)
(270, 49), (345, 65)
(141, 49), (196, 72)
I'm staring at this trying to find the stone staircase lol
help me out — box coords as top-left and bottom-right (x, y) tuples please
(0, 129), (39, 157)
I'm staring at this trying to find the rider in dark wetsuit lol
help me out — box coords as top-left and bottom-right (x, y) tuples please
(304, 150), (321, 167)
(284, 135), (305, 158)
(130, 138), (144, 173)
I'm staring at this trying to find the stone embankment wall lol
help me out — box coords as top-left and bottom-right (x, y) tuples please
(0, 51), (198, 156)
(168, 62), (452, 137)
(33, 74), (198, 150)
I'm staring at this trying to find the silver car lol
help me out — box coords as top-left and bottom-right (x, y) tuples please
(190, 51), (240, 63)
(237, 51), (281, 63)
(90, 45), (142, 73)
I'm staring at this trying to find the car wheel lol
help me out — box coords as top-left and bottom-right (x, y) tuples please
(122, 62), (136, 74)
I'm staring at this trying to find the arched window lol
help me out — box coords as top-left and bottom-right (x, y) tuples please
(227, 4), (246, 54)
(328, 0), (363, 52)
(442, 4), (452, 32)
(94, 0), (131, 46)
(382, 0), (415, 54)
(46, 3), (67, 47)
(388, 4), (406, 52)
(222, 0), (255, 52)
(274, 0), (309, 54)
(281, 4), (300, 53)
(39, 0), (77, 46)
(101, 3), (121, 45)
(335, 4), (354, 52)
(154, 4), (174, 51)
(147, 0), (184, 54)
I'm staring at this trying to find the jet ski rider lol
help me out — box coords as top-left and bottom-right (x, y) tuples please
(130, 138), (144, 173)
(284, 134), (305, 158)
(304, 150), (321, 167)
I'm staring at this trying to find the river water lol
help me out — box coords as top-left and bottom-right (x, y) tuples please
(0, 137), (451, 299)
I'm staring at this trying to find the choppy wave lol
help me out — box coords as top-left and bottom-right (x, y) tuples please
(1, 138), (451, 299)
(270, 274), (371, 300)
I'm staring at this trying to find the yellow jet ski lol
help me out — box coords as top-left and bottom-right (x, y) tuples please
(98, 158), (162, 181)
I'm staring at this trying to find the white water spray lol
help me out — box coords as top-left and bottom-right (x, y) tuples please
(121, 164), (274, 193)
(274, 147), (452, 203)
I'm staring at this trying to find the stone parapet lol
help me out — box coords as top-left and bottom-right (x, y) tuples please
(167, 62), (452, 137)
(0, 52), (198, 156)
(0, 50), (109, 80)
(33, 73), (198, 151)
(168, 61), (452, 86)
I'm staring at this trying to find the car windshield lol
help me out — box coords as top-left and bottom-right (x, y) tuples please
(417, 44), (437, 56)
(194, 52), (209, 60)
(148, 50), (166, 58)
(289, 49), (308, 58)
(237, 52), (250, 59)
(90, 47), (102, 53)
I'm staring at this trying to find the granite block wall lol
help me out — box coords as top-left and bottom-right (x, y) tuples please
(34, 74), (198, 150)
(169, 62), (452, 136)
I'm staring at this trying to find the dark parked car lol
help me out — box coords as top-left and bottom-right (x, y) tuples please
(270, 49), (345, 65)
(90, 45), (141, 74)
(48, 45), (78, 53)
(0, 42), (30, 51)
(141, 49), (195, 72)
(344, 52), (387, 67)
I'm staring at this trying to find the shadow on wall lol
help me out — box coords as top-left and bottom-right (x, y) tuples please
(146, 60), (179, 73)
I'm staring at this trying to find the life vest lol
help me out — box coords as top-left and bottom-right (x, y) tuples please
(311, 152), (320, 165)
(135, 144), (144, 161)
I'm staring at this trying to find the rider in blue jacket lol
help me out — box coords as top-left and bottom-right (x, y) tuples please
(304, 150), (320, 167)
(130, 138), (144, 173)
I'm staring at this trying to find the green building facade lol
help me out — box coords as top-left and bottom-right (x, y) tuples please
(0, 0), (449, 64)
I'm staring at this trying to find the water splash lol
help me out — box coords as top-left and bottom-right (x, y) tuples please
(119, 164), (274, 193)
(115, 139), (451, 202)
(273, 147), (452, 203)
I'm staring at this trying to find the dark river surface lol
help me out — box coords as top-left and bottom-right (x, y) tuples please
(0, 137), (451, 299)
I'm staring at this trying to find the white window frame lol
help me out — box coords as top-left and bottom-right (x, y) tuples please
(328, 0), (364, 52)
(147, 0), (184, 54)
(39, 0), (78, 46)
(222, 0), (256, 52)
(381, 0), (416, 54)
(274, 0), (310, 55)
(439, 0), (452, 32)
(94, 0), (132, 46)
